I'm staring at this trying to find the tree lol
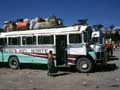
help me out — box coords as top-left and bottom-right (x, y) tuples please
(114, 30), (119, 42)
(108, 25), (115, 41)
(109, 24), (115, 31)
(0, 28), (4, 32)
(73, 19), (88, 26)
(93, 24), (103, 31)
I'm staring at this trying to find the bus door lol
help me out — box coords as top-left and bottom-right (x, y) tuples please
(56, 35), (67, 65)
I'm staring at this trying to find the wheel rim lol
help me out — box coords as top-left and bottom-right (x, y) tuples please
(11, 60), (17, 66)
(81, 63), (88, 69)
(80, 60), (90, 71)
(9, 59), (18, 69)
(76, 58), (94, 73)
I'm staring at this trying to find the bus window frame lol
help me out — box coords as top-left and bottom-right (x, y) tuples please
(69, 33), (82, 44)
(0, 37), (7, 47)
(22, 36), (36, 46)
(37, 35), (54, 45)
(8, 37), (21, 46)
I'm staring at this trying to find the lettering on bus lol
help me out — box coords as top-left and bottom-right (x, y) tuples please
(31, 48), (48, 53)
(5, 48), (48, 54)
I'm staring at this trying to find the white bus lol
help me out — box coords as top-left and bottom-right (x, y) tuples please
(0, 25), (106, 73)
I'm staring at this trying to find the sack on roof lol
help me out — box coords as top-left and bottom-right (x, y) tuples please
(34, 21), (54, 29)
(37, 18), (46, 22)
(48, 16), (64, 27)
(3, 21), (16, 32)
(16, 19), (29, 30)
(48, 16), (58, 25)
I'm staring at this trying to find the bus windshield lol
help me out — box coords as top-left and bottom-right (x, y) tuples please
(92, 37), (99, 44)
(92, 37), (103, 44)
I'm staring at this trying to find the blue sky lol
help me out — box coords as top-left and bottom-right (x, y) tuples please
(0, 0), (120, 28)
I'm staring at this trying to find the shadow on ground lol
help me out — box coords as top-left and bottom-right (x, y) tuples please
(0, 62), (118, 73)
(52, 72), (70, 77)
(95, 63), (119, 72)
(108, 56), (119, 61)
(20, 64), (48, 70)
(0, 63), (48, 70)
(0, 63), (9, 68)
(58, 63), (119, 73)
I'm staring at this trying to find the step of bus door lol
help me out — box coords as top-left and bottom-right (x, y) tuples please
(56, 64), (70, 68)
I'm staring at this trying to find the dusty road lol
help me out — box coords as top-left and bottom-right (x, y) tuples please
(0, 50), (120, 90)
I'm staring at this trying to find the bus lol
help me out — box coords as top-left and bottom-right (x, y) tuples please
(0, 25), (106, 73)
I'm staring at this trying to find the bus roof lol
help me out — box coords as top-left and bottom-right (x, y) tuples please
(0, 25), (88, 37)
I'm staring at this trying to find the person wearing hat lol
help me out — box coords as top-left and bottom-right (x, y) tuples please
(3, 21), (9, 32)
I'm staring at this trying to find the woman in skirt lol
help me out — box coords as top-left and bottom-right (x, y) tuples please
(47, 51), (58, 76)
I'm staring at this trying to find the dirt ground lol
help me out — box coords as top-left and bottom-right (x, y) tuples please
(0, 50), (120, 90)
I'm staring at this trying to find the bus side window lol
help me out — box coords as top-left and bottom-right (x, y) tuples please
(69, 34), (82, 44)
(38, 35), (54, 44)
(22, 36), (36, 45)
(0, 38), (7, 46)
(8, 37), (21, 45)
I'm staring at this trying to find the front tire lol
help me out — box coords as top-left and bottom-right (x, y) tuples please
(76, 57), (94, 73)
(9, 57), (20, 69)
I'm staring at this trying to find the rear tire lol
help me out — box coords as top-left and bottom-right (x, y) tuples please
(9, 57), (19, 69)
(76, 57), (94, 73)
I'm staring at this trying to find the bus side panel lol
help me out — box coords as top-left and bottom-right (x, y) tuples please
(67, 45), (87, 65)
(3, 52), (48, 64)
(68, 44), (87, 56)
(17, 53), (48, 64)
(1, 52), (13, 62)
(0, 52), (3, 62)
(88, 51), (97, 61)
